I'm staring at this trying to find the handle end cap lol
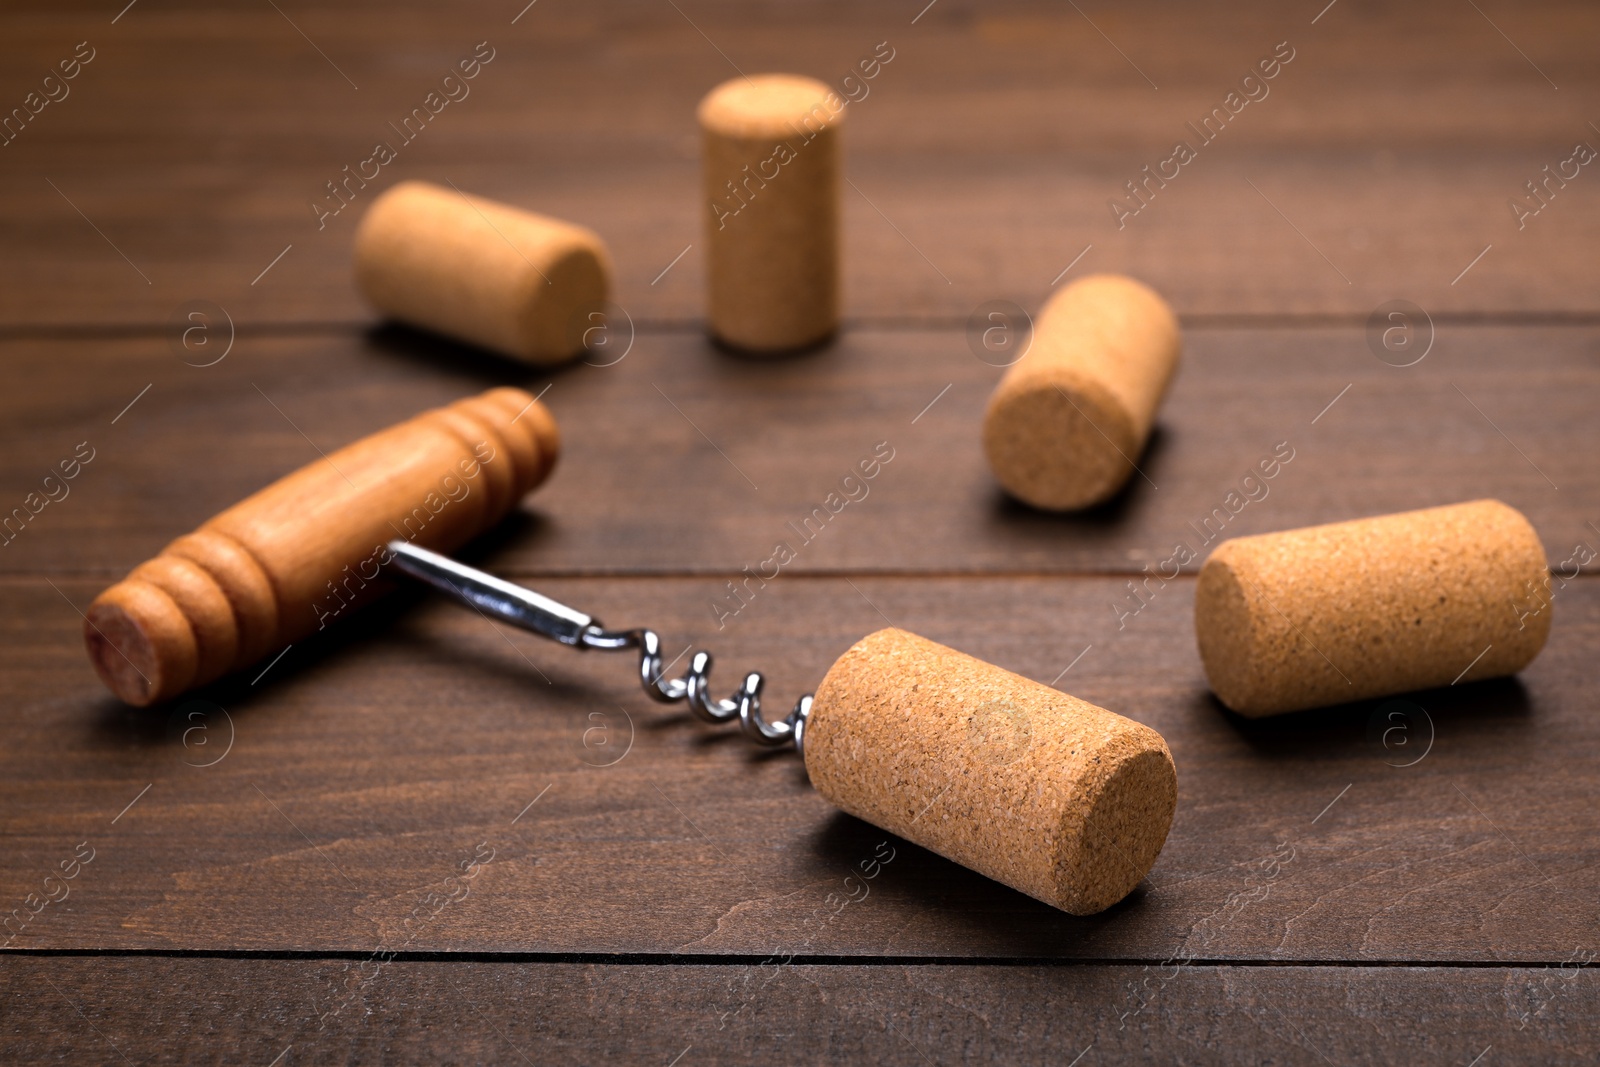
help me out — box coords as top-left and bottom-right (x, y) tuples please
(85, 581), (198, 707)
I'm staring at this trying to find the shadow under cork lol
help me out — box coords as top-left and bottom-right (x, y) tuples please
(800, 808), (1156, 956)
(707, 327), (839, 362)
(362, 322), (592, 389)
(1205, 676), (1535, 761)
(987, 425), (1171, 531)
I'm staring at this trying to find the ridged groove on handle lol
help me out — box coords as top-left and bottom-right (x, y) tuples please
(84, 387), (559, 706)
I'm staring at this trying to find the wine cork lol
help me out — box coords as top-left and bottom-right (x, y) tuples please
(1195, 500), (1551, 717)
(84, 388), (560, 707)
(353, 180), (611, 365)
(804, 628), (1177, 916)
(699, 74), (842, 353)
(983, 274), (1181, 510)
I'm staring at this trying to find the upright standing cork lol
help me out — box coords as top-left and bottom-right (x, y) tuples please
(354, 180), (611, 364)
(699, 74), (842, 352)
(1196, 500), (1551, 717)
(804, 628), (1177, 915)
(983, 274), (1181, 510)
(84, 388), (560, 707)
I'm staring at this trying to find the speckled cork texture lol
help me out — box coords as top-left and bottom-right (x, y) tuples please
(1196, 499), (1552, 717)
(804, 628), (1177, 916)
(699, 74), (842, 353)
(982, 274), (1181, 510)
(354, 180), (611, 365)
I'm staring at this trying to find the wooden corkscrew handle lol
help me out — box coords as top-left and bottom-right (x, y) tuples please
(85, 387), (560, 707)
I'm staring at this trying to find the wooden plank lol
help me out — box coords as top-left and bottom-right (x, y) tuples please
(2, 957), (1595, 1064)
(3, 0), (1594, 1054)
(2, 572), (1595, 959)
(0, 324), (1592, 578)
(0, 1), (1597, 323)
(6, 152), (1599, 326)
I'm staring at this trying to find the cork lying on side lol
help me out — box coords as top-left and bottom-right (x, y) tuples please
(983, 274), (1181, 511)
(699, 74), (842, 353)
(354, 180), (611, 365)
(1195, 499), (1552, 717)
(804, 628), (1177, 916)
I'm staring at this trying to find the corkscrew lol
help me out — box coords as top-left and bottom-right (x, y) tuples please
(81, 386), (1174, 915)
(387, 541), (815, 756)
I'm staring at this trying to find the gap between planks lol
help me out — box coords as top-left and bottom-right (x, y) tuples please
(0, 948), (1585, 969)
(6, 312), (1600, 342)
(5, 570), (1597, 582)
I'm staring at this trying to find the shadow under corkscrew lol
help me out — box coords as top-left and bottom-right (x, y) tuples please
(386, 539), (814, 758)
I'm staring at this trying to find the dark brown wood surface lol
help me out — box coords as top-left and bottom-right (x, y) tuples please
(0, 323), (1594, 578)
(4, 959), (1595, 1065)
(3, 0), (1600, 325)
(2, 0), (1597, 1062)
(4, 573), (1599, 963)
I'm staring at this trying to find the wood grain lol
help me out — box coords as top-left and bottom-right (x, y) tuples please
(0, 324), (1591, 579)
(0, 1), (1597, 324)
(2, 572), (1595, 960)
(3, 957), (1595, 1065)
(3, 0), (1598, 1055)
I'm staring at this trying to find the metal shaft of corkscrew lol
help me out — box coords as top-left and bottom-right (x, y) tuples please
(386, 540), (813, 754)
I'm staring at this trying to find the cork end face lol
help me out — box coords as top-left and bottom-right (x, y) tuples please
(1194, 551), (1276, 716)
(1052, 740), (1177, 915)
(352, 181), (445, 315)
(521, 241), (612, 365)
(1479, 498), (1554, 667)
(697, 73), (842, 139)
(350, 181), (416, 289)
(982, 375), (1139, 510)
(84, 584), (197, 707)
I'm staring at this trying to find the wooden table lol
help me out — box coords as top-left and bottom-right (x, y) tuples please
(3, 1), (1597, 1061)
